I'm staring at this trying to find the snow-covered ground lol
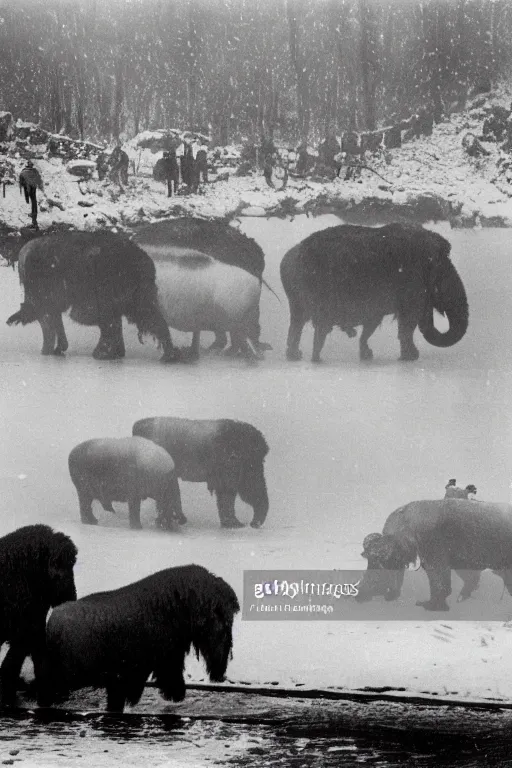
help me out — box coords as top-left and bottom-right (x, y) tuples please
(2, 214), (512, 708)
(4, 91), (512, 234)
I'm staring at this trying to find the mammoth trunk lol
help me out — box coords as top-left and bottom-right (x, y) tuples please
(419, 263), (469, 348)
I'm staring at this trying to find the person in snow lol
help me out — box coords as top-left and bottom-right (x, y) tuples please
(109, 146), (129, 186)
(19, 160), (44, 229)
(153, 151), (179, 197)
(444, 479), (477, 500)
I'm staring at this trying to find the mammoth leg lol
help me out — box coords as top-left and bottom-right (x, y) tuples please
(311, 320), (331, 363)
(106, 681), (127, 713)
(156, 477), (186, 529)
(499, 569), (512, 598)
(189, 332), (201, 360)
(455, 569), (481, 601)
(39, 314), (57, 356)
(225, 331), (259, 361)
(359, 317), (381, 361)
(416, 565), (451, 611)
(397, 314), (419, 361)
(286, 302), (308, 361)
(53, 313), (69, 355)
(132, 289), (181, 364)
(0, 643), (27, 705)
(155, 661), (186, 703)
(128, 496), (143, 530)
(77, 489), (98, 525)
(216, 491), (245, 528)
(209, 331), (228, 351)
(94, 313), (125, 360)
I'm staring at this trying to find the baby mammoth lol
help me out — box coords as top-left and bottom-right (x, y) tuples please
(68, 436), (184, 530)
(133, 417), (269, 529)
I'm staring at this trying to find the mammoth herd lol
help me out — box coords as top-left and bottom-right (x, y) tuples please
(0, 524), (239, 712)
(6, 217), (469, 364)
(4, 214), (502, 715)
(70, 417), (270, 532)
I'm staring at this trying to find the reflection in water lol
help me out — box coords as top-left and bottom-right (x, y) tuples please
(0, 708), (510, 767)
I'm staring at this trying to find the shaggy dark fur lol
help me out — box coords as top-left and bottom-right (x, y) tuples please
(0, 524), (77, 706)
(6, 231), (178, 362)
(357, 499), (512, 611)
(132, 417), (270, 529)
(133, 217), (265, 277)
(38, 564), (240, 712)
(280, 222), (469, 363)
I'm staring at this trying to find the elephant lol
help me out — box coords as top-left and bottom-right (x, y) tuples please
(280, 222), (469, 363)
(151, 248), (264, 361)
(357, 498), (512, 611)
(132, 218), (272, 355)
(6, 231), (179, 362)
(132, 417), (269, 529)
(68, 436), (184, 530)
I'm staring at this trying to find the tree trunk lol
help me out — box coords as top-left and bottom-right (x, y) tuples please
(111, 57), (124, 142)
(286, 0), (310, 143)
(359, 0), (377, 132)
(186, 0), (200, 129)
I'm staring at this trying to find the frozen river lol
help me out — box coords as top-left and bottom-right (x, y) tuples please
(2, 216), (512, 711)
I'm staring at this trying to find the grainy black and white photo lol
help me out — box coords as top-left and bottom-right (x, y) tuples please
(2, 0), (512, 764)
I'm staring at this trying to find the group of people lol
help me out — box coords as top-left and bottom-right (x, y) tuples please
(444, 478), (477, 500)
(153, 138), (209, 197)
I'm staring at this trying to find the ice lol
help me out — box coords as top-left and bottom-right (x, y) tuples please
(2, 216), (512, 701)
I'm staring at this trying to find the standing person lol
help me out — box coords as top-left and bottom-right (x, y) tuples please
(160, 150), (179, 197)
(19, 160), (44, 229)
(196, 141), (209, 184)
(109, 146), (129, 186)
(180, 142), (193, 189)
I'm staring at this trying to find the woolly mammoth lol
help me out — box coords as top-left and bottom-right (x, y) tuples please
(132, 417), (269, 529)
(357, 499), (512, 611)
(6, 231), (179, 362)
(68, 436), (184, 530)
(133, 218), (272, 358)
(0, 524), (77, 706)
(37, 564), (240, 712)
(280, 223), (468, 363)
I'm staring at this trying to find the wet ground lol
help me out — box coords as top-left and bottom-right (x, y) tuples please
(2, 216), (512, 763)
(3, 690), (512, 767)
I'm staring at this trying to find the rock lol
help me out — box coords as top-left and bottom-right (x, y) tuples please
(239, 206), (267, 217)
(77, 200), (94, 207)
(66, 160), (97, 178)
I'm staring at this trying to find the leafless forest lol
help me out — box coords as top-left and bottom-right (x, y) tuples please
(1, 0), (511, 146)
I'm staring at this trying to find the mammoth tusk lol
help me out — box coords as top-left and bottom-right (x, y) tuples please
(407, 555), (421, 572)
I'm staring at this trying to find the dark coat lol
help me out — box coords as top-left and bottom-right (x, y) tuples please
(0, 524), (77, 705)
(38, 565), (240, 712)
(153, 154), (179, 183)
(19, 167), (43, 192)
(133, 217), (265, 278)
(6, 231), (175, 362)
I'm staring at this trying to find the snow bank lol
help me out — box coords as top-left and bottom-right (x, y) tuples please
(3, 92), (512, 233)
